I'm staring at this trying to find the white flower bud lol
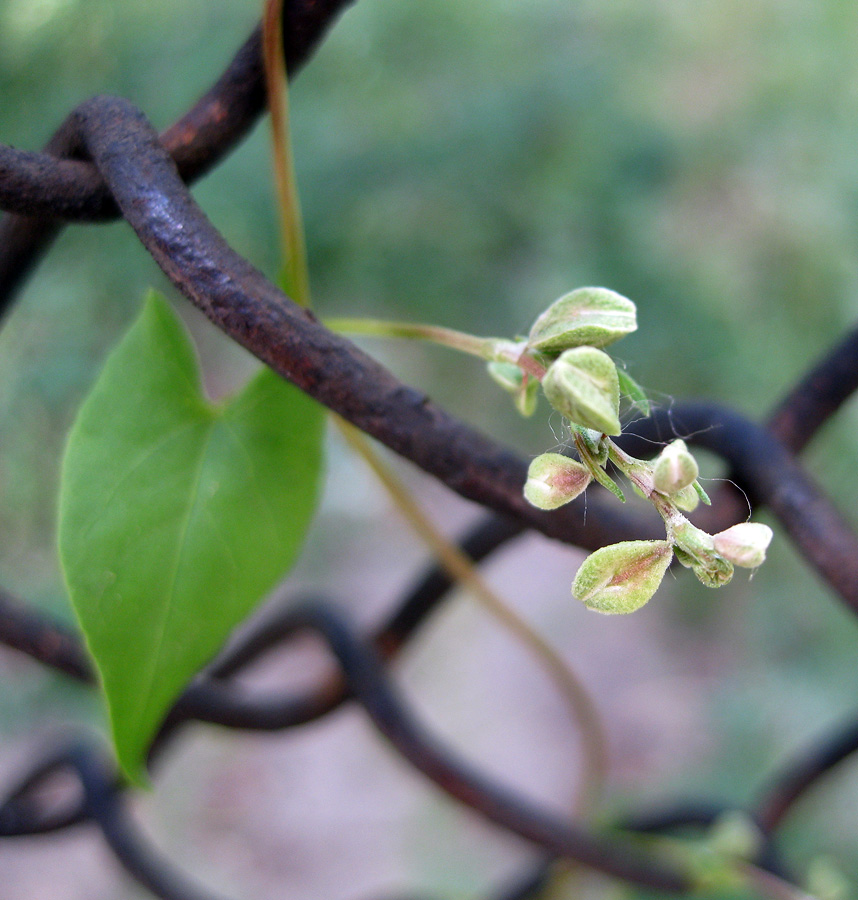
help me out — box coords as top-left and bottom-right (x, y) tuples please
(524, 453), (592, 510)
(712, 522), (773, 569)
(572, 540), (673, 614)
(652, 439), (699, 496)
(542, 347), (621, 436)
(527, 287), (637, 355)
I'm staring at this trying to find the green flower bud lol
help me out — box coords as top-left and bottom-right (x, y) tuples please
(692, 557), (734, 589)
(486, 360), (521, 393)
(671, 545), (697, 569)
(486, 361), (539, 417)
(707, 811), (763, 862)
(672, 520), (734, 588)
(514, 383), (540, 418)
(672, 482), (700, 512)
(575, 426), (609, 466)
(542, 347), (621, 435)
(652, 439), (699, 496)
(672, 519), (715, 558)
(524, 453), (592, 510)
(712, 522), (773, 568)
(527, 287), (637, 354)
(572, 540), (673, 614)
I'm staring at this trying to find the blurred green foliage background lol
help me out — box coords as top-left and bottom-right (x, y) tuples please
(2, 0), (858, 897)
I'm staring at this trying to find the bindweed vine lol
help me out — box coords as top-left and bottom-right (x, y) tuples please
(331, 286), (773, 615)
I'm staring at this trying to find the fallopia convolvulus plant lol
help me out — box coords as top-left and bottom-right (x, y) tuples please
(503, 287), (772, 613)
(338, 287), (773, 614)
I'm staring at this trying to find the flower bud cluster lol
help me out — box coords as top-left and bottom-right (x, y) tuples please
(519, 360), (772, 612)
(671, 520), (736, 589)
(529, 287), (636, 433)
(567, 438), (773, 613)
(485, 287), (641, 431)
(492, 286), (775, 614)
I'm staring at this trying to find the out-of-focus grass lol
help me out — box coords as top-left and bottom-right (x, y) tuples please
(2, 0), (858, 896)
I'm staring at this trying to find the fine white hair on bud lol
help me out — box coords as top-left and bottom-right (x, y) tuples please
(524, 453), (592, 510)
(713, 522), (773, 569)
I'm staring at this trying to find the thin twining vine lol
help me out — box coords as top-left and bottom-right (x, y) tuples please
(330, 286), (773, 615)
(262, 0), (607, 815)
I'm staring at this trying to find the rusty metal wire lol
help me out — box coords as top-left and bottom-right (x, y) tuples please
(0, 1), (354, 308)
(2, 2), (858, 898)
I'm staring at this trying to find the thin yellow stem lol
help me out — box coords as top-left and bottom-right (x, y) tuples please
(338, 418), (608, 815)
(262, 0), (311, 307)
(263, 0), (605, 817)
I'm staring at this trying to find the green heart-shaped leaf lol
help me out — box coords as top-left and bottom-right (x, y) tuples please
(59, 293), (325, 782)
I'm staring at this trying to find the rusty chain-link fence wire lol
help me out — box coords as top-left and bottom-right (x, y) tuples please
(2, 2), (858, 897)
